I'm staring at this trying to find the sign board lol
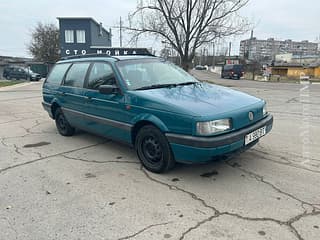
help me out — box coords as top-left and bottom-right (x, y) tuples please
(225, 59), (240, 65)
(63, 47), (152, 56)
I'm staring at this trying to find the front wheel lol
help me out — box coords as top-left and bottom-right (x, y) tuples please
(135, 125), (175, 173)
(55, 108), (75, 136)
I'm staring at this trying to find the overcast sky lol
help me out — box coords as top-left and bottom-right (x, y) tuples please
(0, 0), (319, 57)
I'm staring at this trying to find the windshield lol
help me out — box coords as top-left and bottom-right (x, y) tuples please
(116, 59), (198, 90)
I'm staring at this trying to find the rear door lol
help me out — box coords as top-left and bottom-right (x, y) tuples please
(59, 62), (91, 129)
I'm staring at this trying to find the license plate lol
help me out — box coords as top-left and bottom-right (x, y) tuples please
(245, 126), (266, 145)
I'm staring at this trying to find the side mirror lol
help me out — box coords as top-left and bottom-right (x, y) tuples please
(98, 85), (119, 95)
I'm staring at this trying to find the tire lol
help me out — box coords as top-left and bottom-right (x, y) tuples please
(55, 108), (75, 136)
(135, 125), (175, 173)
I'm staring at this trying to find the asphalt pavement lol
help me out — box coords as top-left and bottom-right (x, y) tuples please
(0, 74), (319, 240)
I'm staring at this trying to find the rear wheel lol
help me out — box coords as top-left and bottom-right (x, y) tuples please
(55, 108), (75, 136)
(135, 125), (175, 173)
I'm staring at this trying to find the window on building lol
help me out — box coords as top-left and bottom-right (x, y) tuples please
(65, 30), (74, 43)
(64, 63), (90, 88)
(87, 63), (116, 90)
(76, 30), (86, 43)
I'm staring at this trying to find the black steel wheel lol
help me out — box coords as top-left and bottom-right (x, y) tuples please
(135, 125), (175, 173)
(55, 108), (75, 136)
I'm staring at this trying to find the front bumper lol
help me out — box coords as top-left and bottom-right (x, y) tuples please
(166, 114), (273, 163)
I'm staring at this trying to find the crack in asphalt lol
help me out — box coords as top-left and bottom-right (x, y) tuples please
(226, 160), (320, 208)
(141, 167), (219, 214)
(1, 217), (18, 240)
(20, 120), (42, 134)
(117, 222), (172, 240)
(0, 141), (108, 175)
(0, 117), (42, 125)
(141, 166), (320, 240)
(13, 144), (23, 156)
(251, 149), (320, 174)
(61, 154), (139, 164)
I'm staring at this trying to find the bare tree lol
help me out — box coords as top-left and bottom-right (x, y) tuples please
(127, 0), (250, 70)
(28, 22), (60, 62)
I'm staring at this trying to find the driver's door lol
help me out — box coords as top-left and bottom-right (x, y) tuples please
(83, 62), (131, 143)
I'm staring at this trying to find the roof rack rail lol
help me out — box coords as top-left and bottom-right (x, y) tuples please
(60, 53), (119, 61)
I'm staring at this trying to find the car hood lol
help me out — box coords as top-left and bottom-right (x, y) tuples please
(127, 82), (263, 118)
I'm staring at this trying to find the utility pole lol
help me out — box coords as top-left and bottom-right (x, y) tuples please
(229, 42), (232, 57)
(212, 42), (215, 67)
(119, 16), (123, 47)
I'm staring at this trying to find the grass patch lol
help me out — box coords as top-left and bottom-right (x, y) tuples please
(0, 80), (25, 88)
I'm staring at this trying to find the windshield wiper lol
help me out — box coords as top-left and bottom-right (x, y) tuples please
(135, 83), (177, 90)
(176, 81), (198, 86)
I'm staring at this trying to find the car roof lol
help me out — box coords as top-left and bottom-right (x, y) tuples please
(57, 54), (157, 64)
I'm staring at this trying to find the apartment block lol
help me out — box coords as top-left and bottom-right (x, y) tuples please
(240, 38), (319, 61)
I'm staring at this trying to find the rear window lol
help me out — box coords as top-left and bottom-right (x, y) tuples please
(233, 65), (243, 71)
(64, 63), (90, 88)
(46, 63), (71, 85)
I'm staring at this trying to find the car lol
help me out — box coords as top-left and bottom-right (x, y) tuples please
(299, 73), (310, 80)
(194, 65), (207, 70)
(2, 66), (41, 81)
(221, 64), (244, 79)
(42, 54), (273, 173)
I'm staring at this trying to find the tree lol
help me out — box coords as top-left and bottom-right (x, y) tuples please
(28, 22), (60, 62)
(127, 0), (250, 70)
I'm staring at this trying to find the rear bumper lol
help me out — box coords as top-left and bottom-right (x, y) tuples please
(166, 114), (273, 163)
(42, 101), (53, 118)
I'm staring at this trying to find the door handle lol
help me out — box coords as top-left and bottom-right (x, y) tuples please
(58, 92), (66, 96)
(84, 96), (92, 101)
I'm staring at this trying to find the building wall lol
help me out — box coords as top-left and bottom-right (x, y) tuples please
(271, 68), (288, 76)
(90, 21), (111, 46)
(287, 67), (314, 78)
(314, 67), (320, 78)
(59, 19), (92, 57)
(58, 18), (111, 57)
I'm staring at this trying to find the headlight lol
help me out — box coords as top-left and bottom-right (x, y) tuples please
(263, 104), (267, 115)
(196, 119), (231, 136)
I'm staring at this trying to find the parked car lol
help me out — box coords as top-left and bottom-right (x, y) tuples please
(194, 65), (207, 70)
(42, 55), (273, 173)
(2, 66), (41, 81)
(221, 64), (244, 79)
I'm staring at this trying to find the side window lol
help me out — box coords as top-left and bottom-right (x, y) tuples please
(64, 63), (90, 88)
(87, 62), (116, 90)
(46, 64), (71, 85)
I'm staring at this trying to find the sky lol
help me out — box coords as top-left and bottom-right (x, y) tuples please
(0, 0), (319, 57)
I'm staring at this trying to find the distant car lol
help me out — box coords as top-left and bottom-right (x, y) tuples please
(2, 66), (41, 81)
(42, 54), (273, 173)
(195, 65), (207, 70)
(221, 64), (244, 79)
(299, 73), (310, 80)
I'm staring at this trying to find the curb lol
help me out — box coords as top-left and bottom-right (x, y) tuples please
(0, 82), (35, 91)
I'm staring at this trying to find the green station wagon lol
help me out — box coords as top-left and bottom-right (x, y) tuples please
(42, 54), (273, 173)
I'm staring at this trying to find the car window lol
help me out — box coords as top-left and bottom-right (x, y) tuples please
(64, 63), (90, 88)
(46, 63), (71, 85)
(87, 62), (116, 90)
(117, 59), (197, 90)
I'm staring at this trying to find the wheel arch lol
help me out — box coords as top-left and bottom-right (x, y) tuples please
(51, 101), (61, 119)
(131, 114), (169, 146)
